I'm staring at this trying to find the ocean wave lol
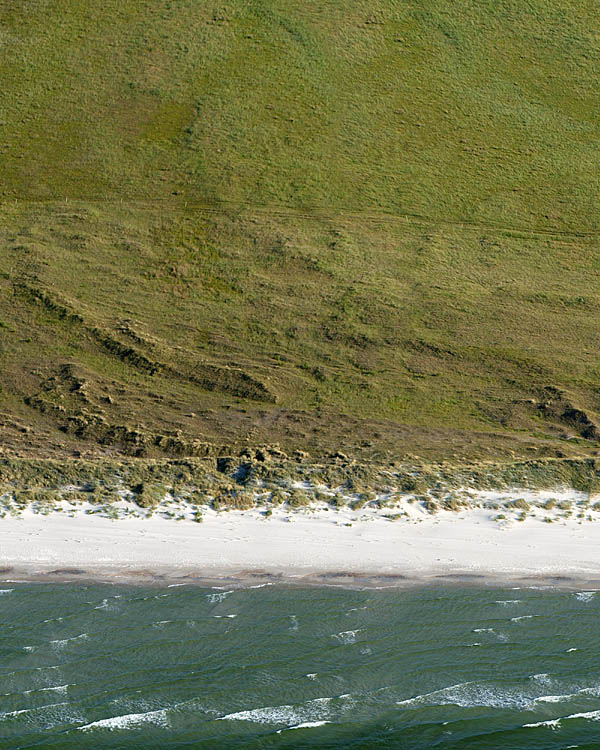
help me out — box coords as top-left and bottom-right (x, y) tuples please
(530, 673), (552, 684)
(248, 583), (273, 589)
(0, 701), (82, 726)
(523, 718), (562, 729)
(217, 694), (354, 726)
(50, 633), (89, 649)
(206, 591), (233, 604)
(471, 628), (507, 642)
(524, 709), (600, 730)
(511, 615), (534, 622)
(575, 592), (596, 603)
(397, 674), (600, 713)
(23, 684), (69, 695)
(564, 710), (600, 721)
(214, 614), (237, 619)
(495, 600), (522, 605)
(277, 720), (331, 733)
(333, 629), (362, 645)
(78, 709), (168, 731)
(0, 589), (14, 595)
(94, 597), (120, 611)
(396, 681), (560, 711)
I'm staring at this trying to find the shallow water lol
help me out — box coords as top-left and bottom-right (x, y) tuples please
(1, 582), (599, 748)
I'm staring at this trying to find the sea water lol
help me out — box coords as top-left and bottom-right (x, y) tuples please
(1, 583), (599, 748)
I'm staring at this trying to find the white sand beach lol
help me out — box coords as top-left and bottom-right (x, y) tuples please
(2, 488), (600, 587)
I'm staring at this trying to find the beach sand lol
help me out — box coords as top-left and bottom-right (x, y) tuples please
(2, 489), (600, 588)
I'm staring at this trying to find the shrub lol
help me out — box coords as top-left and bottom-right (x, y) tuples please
(287, 490), (311, 508)
(399, 476), (426, 494)
(212, 490), (255, 510)
(505, 498), (530, 511)
(133, 482), (165, 508)
(329, 494), (347, 509)
(350, 496), (366, 510)
(442, 497), (464, 512)
(187, 490), (208, 505)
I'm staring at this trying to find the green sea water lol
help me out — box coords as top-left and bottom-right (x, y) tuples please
(1, 582), (600, 748)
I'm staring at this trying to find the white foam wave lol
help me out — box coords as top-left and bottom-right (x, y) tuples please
(566, 647), (578, 652)
(277, 720), (331, 733)
(94, 598), (120, 611)
(511, 615), (534, 622)
(531, 673), (552, 685)
(472, 627), (508, 641)
(535, 694), (570, 704)
(217, 695), (353, 726)
(23, 684), (69, 695)
(524, 709), (600, 730)
(530, 686), (600, 706)
(575, 591), (596, 602)
(396, 681), (546, 710)
(214, 614), (237, 618)
(0, 701), (77, 722)
(289, 615), (299, 631)
(524, 718), (561, 729)
(0, 589), (14, 595)
(306, 673), (317, 680)
(565, 710), (600, 721)
(495, 600), (522, 605)
(78, 709), (168, 731)
(50, 633), (89, 649)
(333, 629), (362, 645)
(248, 583), (273, 589)
(206, 591), (233, 604)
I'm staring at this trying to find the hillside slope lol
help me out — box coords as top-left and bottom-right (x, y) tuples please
(1, 0), (599, 462)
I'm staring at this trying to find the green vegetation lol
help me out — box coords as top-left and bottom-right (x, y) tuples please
(0, 1), (600, 465)
(505, 498), (530, 511)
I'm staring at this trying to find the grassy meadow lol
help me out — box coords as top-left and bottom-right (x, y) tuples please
(0, 0), (599, 464)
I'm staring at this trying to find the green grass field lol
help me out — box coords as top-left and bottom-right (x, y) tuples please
(1, 0), (600, 463)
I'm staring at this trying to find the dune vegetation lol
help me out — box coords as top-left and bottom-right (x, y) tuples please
(1, 0), (599, 466)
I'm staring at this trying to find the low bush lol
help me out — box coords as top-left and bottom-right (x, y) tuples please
(287, 490), (311, 508)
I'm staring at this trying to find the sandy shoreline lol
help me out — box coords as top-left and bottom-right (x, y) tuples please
(2, 489), (600, 589)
